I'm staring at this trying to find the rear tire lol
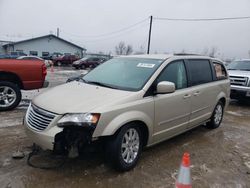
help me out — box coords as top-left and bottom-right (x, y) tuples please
(0, 81), (22, 111)
(207, 101), (224, 129)
(106, 123), (143, 171)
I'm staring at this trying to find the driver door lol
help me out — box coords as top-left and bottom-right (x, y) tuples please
(153, 60), (192, 143)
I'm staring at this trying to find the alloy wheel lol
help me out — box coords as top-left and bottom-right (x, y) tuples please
(0, 86), (17, 107)
(121, 128), (140, 164)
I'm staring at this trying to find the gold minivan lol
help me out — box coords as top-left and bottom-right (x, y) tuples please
(25, 54), (230, 171)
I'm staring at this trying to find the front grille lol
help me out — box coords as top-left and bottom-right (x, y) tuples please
(26, 104), (57, 131)
(230, 76), (248, 86)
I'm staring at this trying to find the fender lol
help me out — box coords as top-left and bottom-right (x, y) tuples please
(215, 91), (227, 109)
(93, 110), (154, 144)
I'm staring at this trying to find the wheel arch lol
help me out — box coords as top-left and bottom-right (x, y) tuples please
(0, 71), (23, 89)
(96, 111), (153, 147)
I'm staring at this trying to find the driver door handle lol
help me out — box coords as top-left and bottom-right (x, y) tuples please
(194, 91), (200, 96)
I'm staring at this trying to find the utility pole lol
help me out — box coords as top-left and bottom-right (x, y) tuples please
(57, 28), (59, 37)
(147, 16), (153, 54)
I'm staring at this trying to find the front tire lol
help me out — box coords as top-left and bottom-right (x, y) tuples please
(0, 81), (22, 111)
(207, 101), (224, 129)
(106, 124), (143, 171)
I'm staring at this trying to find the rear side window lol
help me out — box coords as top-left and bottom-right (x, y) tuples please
(213, 62), (227, 79)
(187, 59), (213, 86)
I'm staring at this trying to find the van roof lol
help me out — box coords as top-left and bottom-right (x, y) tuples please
(120, 54), (213, 60)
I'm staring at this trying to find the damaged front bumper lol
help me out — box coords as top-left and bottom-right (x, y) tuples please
(25, 119), (98, 158)
(25, 121), (63, 151)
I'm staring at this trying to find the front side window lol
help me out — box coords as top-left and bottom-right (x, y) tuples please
(83, 57), (163, 91)
(157, 60), (187, 90)
(187, 59), (212, 86)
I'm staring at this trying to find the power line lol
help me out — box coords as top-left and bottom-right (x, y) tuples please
(63, 22), (149, 43)
(61, 18), (148, 39)
(154, 16), (250, 21)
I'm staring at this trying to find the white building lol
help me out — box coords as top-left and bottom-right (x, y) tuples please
(1, 34), (86, 58)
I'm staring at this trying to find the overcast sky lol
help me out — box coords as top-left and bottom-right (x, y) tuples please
(0, 0), (250, 59)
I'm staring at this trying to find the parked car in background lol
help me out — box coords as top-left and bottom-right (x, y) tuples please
(53, 55), (79, 66)
(24, 54), (229, 171)
(10, 51), (27, 58)
(0, 52), (27, 59)
(42, 52), (63, 61)
(0, 54), (12, 59)
(227, 59), (250, 100)
(0, 59), (48, 111)
(72, 57), (107, 69)
(17, 56), (53, 67)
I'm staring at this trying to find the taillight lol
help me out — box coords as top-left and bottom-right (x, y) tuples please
(42, 64), (47, 76)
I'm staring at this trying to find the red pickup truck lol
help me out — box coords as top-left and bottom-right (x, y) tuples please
(0, 59), (48, 111)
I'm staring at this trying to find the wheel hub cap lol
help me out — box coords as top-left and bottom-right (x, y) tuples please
(121, 128), (140, 164)
(214, 105), (222, 125)
(0, 86), (17, 107)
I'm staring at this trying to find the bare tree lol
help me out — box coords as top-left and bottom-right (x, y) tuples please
(134, 45), (145, 55)
(125, 45), (133, 55)
(202, 47), (209, 56)
(115, 41), (126, 55)
(209, 46), (218, 57)
(181, 49), (186, 54)
(115, 41), (133, 55)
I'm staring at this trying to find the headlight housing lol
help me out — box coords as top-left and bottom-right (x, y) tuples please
(57, 113), (100, 127)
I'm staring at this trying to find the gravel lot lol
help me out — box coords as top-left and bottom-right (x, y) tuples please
(0, 67), (250, 188)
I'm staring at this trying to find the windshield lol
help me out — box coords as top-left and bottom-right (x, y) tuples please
(82, 57), (163, 91)
(227, 61), (250, 71)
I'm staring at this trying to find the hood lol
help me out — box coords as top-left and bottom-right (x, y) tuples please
(33, 81), (134, 114)
(228, 70), (250, 77)
(73, 60), (81, 65)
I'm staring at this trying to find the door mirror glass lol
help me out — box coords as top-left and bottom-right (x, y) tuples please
(156, 81), (175, 94)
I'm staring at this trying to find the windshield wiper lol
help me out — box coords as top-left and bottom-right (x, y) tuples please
(239, 69), (250, 71)
(82, 80), (119, 89)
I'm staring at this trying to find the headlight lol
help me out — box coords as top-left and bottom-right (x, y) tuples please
(57, 113), (100, 127)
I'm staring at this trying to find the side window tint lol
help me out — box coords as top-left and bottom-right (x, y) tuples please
(188, 59), (212, 86)
(213, 62), (227, 79)
(157, 60), (187, 90)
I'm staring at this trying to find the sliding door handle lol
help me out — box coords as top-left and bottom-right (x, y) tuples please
(194, 91), (200, 96)
(183, 94), (191, 99)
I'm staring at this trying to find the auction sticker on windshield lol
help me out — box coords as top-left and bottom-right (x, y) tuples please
(137, 63), (155, 68)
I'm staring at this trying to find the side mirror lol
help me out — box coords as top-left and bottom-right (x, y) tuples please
(156, 81), (175, 94)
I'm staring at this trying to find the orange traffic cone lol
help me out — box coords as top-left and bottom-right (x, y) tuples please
(175, 152), (192, 188)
